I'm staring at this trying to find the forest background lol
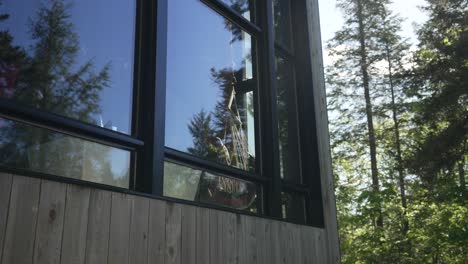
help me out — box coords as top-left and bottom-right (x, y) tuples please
(320, 0), (467, 263)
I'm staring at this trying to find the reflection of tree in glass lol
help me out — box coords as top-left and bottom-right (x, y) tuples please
(187, 109), (221, 161)
(221, 0), (251, 43)
(188, 67), (254, 171)
(0, 0), (123, 185)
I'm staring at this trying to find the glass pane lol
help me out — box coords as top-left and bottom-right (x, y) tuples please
(0, 117), (131, 188)
(281, 192), (306, 222)
(273, 0), (292, 48)
(276, 55), (301, 182)
(0, 0), (135, 134)
(219, 0), (254, 21)
(165, 0), (256, 172)
(164, 161), (258, 212)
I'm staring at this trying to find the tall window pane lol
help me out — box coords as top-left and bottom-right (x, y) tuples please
(276, 55), (301, 182)
(0, 0), (135, 134)
(165, 0), (257, 172)
(0, 117), (131, 188)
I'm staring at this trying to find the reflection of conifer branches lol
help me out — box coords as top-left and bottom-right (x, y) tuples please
(188, 66), (253, 172)
(0, 0), (120, 185)
(221, 0), (250, 43)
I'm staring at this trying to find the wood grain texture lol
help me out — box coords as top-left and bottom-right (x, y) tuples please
(300, 226), (317, 264)
(0, 173), (12, 262)
(208, 209), (220, 264)
(2, 174), (334, 263)
(195, 207), (209, 264)
(239, 215), (256, 264)
(181, 205), (196, 264)
(270, 220), (282, 264)
(221, 212), (237, 264)
(33, 180), (66, 264)
(165, 202), (181, 264)
(279, 222), (289, 264)
(255, 218), (269, 264)
(60, 184), (91, 264)
(147, 199), (166, 264)
(1, 175), (40, 264)
(129, 196), (149, 264)
(108, 192), (131, 264)
(305, 0), (341, 262)
(85, 189), (112, 264)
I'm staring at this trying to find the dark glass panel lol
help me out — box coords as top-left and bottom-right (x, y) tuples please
(0, 117), (131, 188)
(165, 0), (256, 172)
(275, 55), (301, 182)
(219, 0), (254, 21)
(0, 0), (135, 134)
(273, 0), (292, 48)
(163, 161), (258, 212)
(281, 191), (306, 222)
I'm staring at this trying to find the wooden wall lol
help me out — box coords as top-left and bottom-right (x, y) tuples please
(0, 173), (330, 264)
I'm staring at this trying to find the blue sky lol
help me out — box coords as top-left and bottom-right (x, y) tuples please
(165, 0), (255, 154)
(1, 0), (135, 134)
(319, 0), (428, 66)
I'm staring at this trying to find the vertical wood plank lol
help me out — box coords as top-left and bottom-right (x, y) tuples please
(1, 175), (41, 264)
(128, 196), (149, 264)
(221, 212), (237, 264)
(255, 218), (269, 264)
(147, 199), (166, 264)
(180, 205), (196, 264)
(165, 202), (181, 264)
(279, 222), (290, 264)
(33, 180), (66, 264)
(0, 173), (13, 261)
(306, 0), (340, 262)
(208, 209), (220, 264)
(239, 215), (256, 264)
(84, 189), (112, 264)
(291, 224), (302, 264)
(314, 229), (327, 263)
(269, 220), (281, 264)
(60, 184), (90, 264)
(108, 192), (131, 264)
(195, 207), (209, 264)
(300, 226), (316, 264)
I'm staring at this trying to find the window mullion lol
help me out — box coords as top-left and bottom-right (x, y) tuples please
(257, 0), (282, 218)
(150, 0), (169, 196)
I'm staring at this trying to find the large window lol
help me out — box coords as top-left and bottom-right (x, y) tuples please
(0, 0), (324, 226)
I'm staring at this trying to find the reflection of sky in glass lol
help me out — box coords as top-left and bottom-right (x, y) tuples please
(165, 0), (254, 154)
(0, 0), (135, 134)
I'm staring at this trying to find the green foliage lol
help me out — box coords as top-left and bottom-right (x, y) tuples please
(327, 0), (467, 263)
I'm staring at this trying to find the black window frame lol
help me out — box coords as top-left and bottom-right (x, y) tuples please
(0, 0), (324, 227)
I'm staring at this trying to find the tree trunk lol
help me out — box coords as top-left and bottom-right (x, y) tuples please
(384, 42), (408, 233)
(357, 0), (383, 228)
(459, 157), (466, 198)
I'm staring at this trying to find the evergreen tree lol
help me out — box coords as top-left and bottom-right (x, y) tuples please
(405, 0), (467, 192)
(326, 0), (415, 262)
(327, 0), (389, 231)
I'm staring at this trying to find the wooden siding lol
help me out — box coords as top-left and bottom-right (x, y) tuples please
(0, 173), (329, 264)
(306, 0), (341, 262)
